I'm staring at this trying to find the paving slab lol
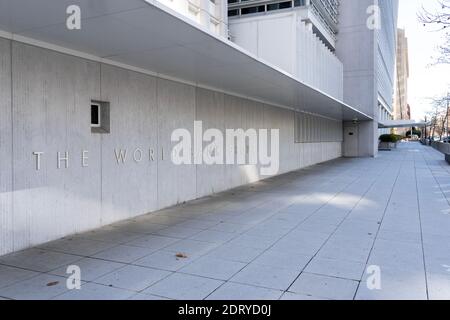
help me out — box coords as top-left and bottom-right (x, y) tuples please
(289, 273), (359, 300)
(142, 273), (223, 300)
(207, 282), (283, 300)
(1, 143), (448, 300)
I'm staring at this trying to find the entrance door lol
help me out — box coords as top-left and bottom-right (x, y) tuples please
(343, 126), (358, 157)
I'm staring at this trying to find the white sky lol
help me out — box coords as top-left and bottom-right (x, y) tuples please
(398, 0), (450, 120)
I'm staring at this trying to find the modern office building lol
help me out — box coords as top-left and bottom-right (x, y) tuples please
(229, 0), (399, 153)
(0, 0), (397, 255)
(336, 0), (399, 151)
(228, 0), (343, 100)
(393, 28), (410, 133)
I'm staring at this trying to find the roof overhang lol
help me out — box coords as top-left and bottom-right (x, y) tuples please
(378, 120), (429, 129)
(0, 0), (372, 122)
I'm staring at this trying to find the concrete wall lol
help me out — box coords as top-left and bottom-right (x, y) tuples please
(337, 0), (398, 157)
(0, 39), (342, 255)
(229, 11), (344, 101)
(376, 0), (399, 115)
(0, 38), (12, 255)
(155, 0), (228, 38)
(431, 142), (450, 155)
(336, 0), (378, 157)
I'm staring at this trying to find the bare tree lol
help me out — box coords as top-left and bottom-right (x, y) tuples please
(418, 0), (450, 30)
(424, 110), (436, 139)
(434, 33), (450, 64)
(428, 95), (450, 140)
(424, 96), (449, 140)
(419, 0), (450, 64)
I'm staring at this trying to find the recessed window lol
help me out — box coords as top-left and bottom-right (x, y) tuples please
(268, 1), (292, 11)
(241, 5), (265, 15)
(280, 1), (292, 9)
(91, 100), (110, 134)
(91, 103), (101, 128)
(228, 9), (239, 16)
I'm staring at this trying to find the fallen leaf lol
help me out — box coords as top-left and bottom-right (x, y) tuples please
(46, 281), (59, 287)
(175, 253), (188, 259)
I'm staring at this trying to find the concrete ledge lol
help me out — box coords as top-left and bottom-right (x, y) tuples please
(378, 142), (397, 151)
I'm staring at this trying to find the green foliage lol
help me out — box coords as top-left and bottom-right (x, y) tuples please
(379, 134), (403, 143)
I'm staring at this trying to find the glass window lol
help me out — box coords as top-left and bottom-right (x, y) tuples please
(279, 1), (292, 9)
(267, 3), (279, 11)
(241, 5), (265, 15)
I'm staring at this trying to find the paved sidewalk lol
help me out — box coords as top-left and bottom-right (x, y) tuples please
(0, 142), (449, 300)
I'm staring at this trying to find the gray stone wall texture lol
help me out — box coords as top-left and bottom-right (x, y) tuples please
(0, 39), (342, 255)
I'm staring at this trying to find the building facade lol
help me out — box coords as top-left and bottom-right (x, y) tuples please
(0, 0), (397, 255)
(228, 0), (343, 100)
(393, 28), (410, 131)
(156, 0), (228, 37)
(336, 0), (399, 154)
(228, 0), (399, 154)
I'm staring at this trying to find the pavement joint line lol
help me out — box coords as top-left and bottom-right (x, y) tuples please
(204, 165), (365, 299)
(283, 164), (386, 296)
(352, 153), (403, 299)
(0, 144), (444, 300)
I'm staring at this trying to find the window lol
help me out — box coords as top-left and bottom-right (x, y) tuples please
(91, 103), (101, 128)
(228, 9), (239, 16)
(91, 100), (110, 134)
(279, 1), (292, 9)
(241, 5), (265, 15)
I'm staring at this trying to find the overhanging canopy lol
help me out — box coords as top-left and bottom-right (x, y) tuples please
(378, 120), (429, 129)
(0, 0), (372, 121)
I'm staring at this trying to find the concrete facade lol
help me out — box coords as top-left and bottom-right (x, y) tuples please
(336, 0), (399, 156)
(229, 10), (344, 100)
(229, 0), (399, 157)
(155, 0), (228, 37)
(0, 39), (342, 256)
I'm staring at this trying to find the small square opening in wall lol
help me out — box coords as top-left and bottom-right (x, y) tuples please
(90, 100), (110, 134)
(91, 103), (101, 128)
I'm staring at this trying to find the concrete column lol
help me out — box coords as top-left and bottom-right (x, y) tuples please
(218, 0), (228, 38)
(199, 0), (210, 30)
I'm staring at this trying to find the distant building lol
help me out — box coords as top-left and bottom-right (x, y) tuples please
(393, 28), (410, 133)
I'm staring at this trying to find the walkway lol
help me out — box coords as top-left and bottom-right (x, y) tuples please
(0, 142), (449, 300)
